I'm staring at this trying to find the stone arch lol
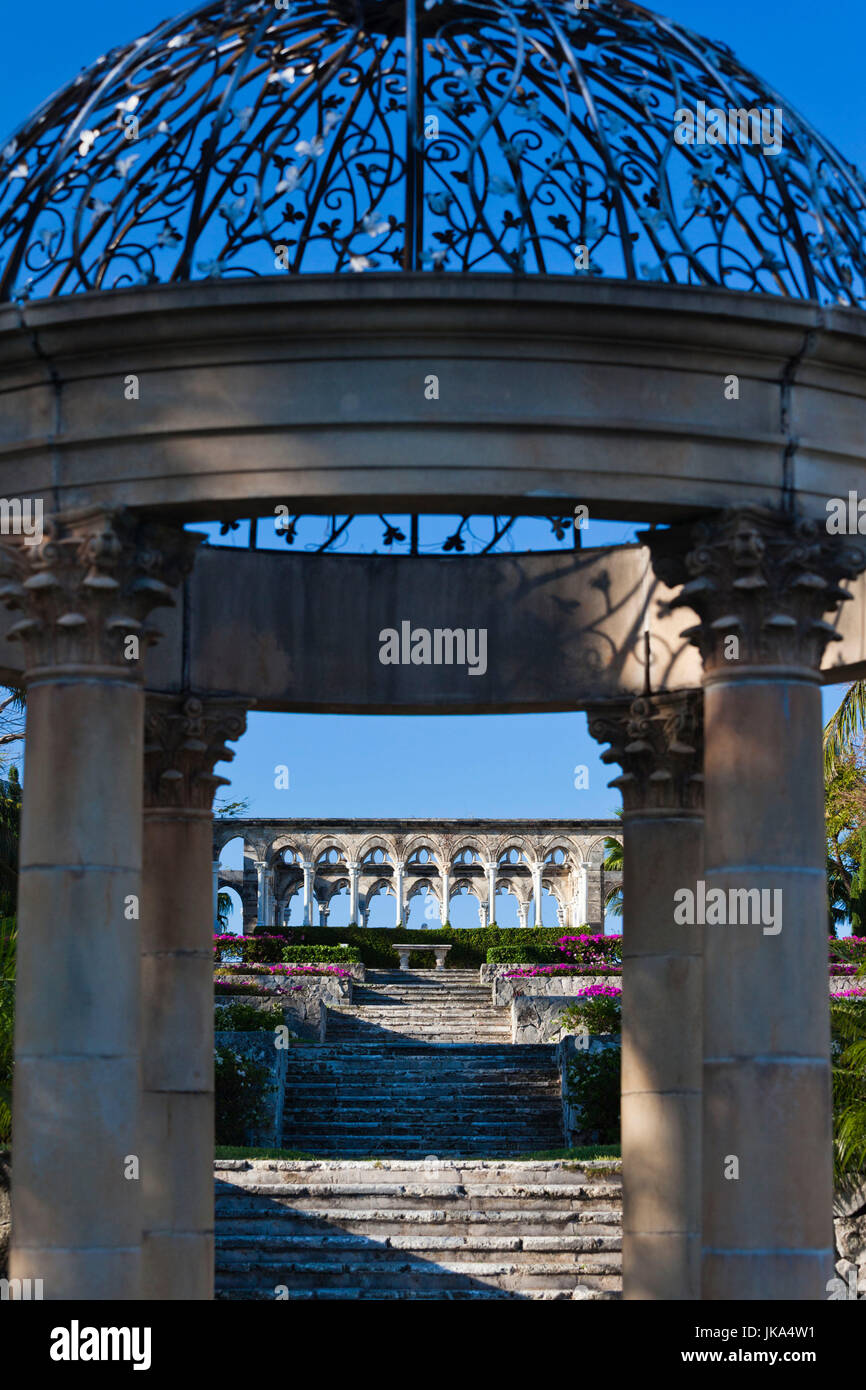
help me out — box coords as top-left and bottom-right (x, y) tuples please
(310, 837), (348, 865)
(357, 835), (396, 864)
(450, 841), (484, 868)
(363, 876), (396, 929)
(406, 877), (443, 928)
(403, 837), (442, 869)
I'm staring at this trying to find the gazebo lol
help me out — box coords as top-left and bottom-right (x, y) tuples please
(1, 0), (866, 1301)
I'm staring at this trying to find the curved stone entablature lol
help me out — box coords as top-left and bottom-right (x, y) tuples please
(215, 816), (621, 931)
(1, 278), (865, 524)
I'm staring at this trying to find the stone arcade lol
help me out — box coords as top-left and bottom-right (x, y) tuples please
(214, 819), (618, 933)
(1, 0), (866, 1302)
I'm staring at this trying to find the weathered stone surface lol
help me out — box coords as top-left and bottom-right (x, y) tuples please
(492, 972), (617, 1009)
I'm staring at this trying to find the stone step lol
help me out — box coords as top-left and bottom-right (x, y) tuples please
(214, 1256), (622, 1293)
(281, 1129), (565, 1144)
(217, 1233), (622, 1261)
(216, 1159), (621, 1182)
(216, 1180), (624, 1204)
(214, 1206), (623, 1236)
(217, 1286), (618, 1301)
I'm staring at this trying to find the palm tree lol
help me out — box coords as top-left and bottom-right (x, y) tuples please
(830, 973), (866, 1190)
(603, 811), (623, 918)
(824, 681), (866, 777)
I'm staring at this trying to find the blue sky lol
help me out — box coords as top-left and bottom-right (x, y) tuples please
(1, 1), (857, 905)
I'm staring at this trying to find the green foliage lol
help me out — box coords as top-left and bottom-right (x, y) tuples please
(831, 985), (866, 1189)
(560, 990), (622, 1035)
(565, 1045), (621, 1146)
(825, 747), (866, 932)
(280, 945), (360, 964)
(279, 925), (568, 968)
(214, 1045), (274, 1145)
(0, 917), (14, 1145)
(0, 772), (21, 921)
(603, 810), (623, 917)
(825, 682), (866, 779)
(215, 1000), (285, 1031)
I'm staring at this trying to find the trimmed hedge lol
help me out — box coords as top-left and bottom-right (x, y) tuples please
(214, 935), (359, 966)
(276, 925), (573, 968)
(280, 945), (361, 964)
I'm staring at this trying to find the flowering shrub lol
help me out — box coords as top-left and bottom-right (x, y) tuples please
(216, 963), (351, 979)
(556, 934), (622, 967)
(505, 964), (621, 979)
(829, 937), (866, 965)
(214, 1044), (273, 1145)
(214, 978), (272, 997)
(559, 984), (622, 1035)
(215, 1000), (286, 1030)
(831, 986), (866, 1000)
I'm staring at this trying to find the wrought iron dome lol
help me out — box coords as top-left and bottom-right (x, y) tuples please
(1, 0), (865, 304)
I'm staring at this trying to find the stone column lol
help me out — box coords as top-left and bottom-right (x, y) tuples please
(574, 863), (588, 928)
(588, 692), (704, 1300)
(320, 903), (330, 927)
(254, 859), (267, 927)
(141, 694), (247, 1300)
(0, 507), (197, 1300)
(531, 864), (543, 927)
(212, 859), (221, 931)
(517, 903), (529, 930)
(348, 861), (360, 924)
(485, 862), (497, 926)
(264, 865), (275, 928)
(301, 860), (314, 926)
(648, 508), (866, 1301)
(441, 869), (451, 923)
(394, 861), (405, 928)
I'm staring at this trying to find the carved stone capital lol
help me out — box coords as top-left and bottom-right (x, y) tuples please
(0, 507), (199, 674)
(646, 508), (866, 674)
(144, 693), (248, 811)
(587, 691), (704, 814)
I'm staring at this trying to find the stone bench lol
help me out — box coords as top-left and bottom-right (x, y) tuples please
(394, 943), (452, 971)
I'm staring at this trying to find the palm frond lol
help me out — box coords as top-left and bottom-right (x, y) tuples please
(825, 682), (866, 777)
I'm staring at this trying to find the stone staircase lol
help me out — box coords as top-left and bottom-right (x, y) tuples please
(215, 1158), (623, 1300)
(324, 969), (510, 1044)
(280, 1042), (564, 1156)
(215, 966), (624, 1299)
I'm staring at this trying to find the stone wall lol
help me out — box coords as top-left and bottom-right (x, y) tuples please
(490, 971), (618, 1009)
(512, 993), (618, 1045)
(833, 1184), (866, 1299)
(215, 973), (350, 1043)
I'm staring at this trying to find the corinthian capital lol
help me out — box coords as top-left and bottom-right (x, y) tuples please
(646, 508), (866, 673)
(587, 691), (704, 814)
(144, 693), (249, 811)
(0, 507), (199, 674)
